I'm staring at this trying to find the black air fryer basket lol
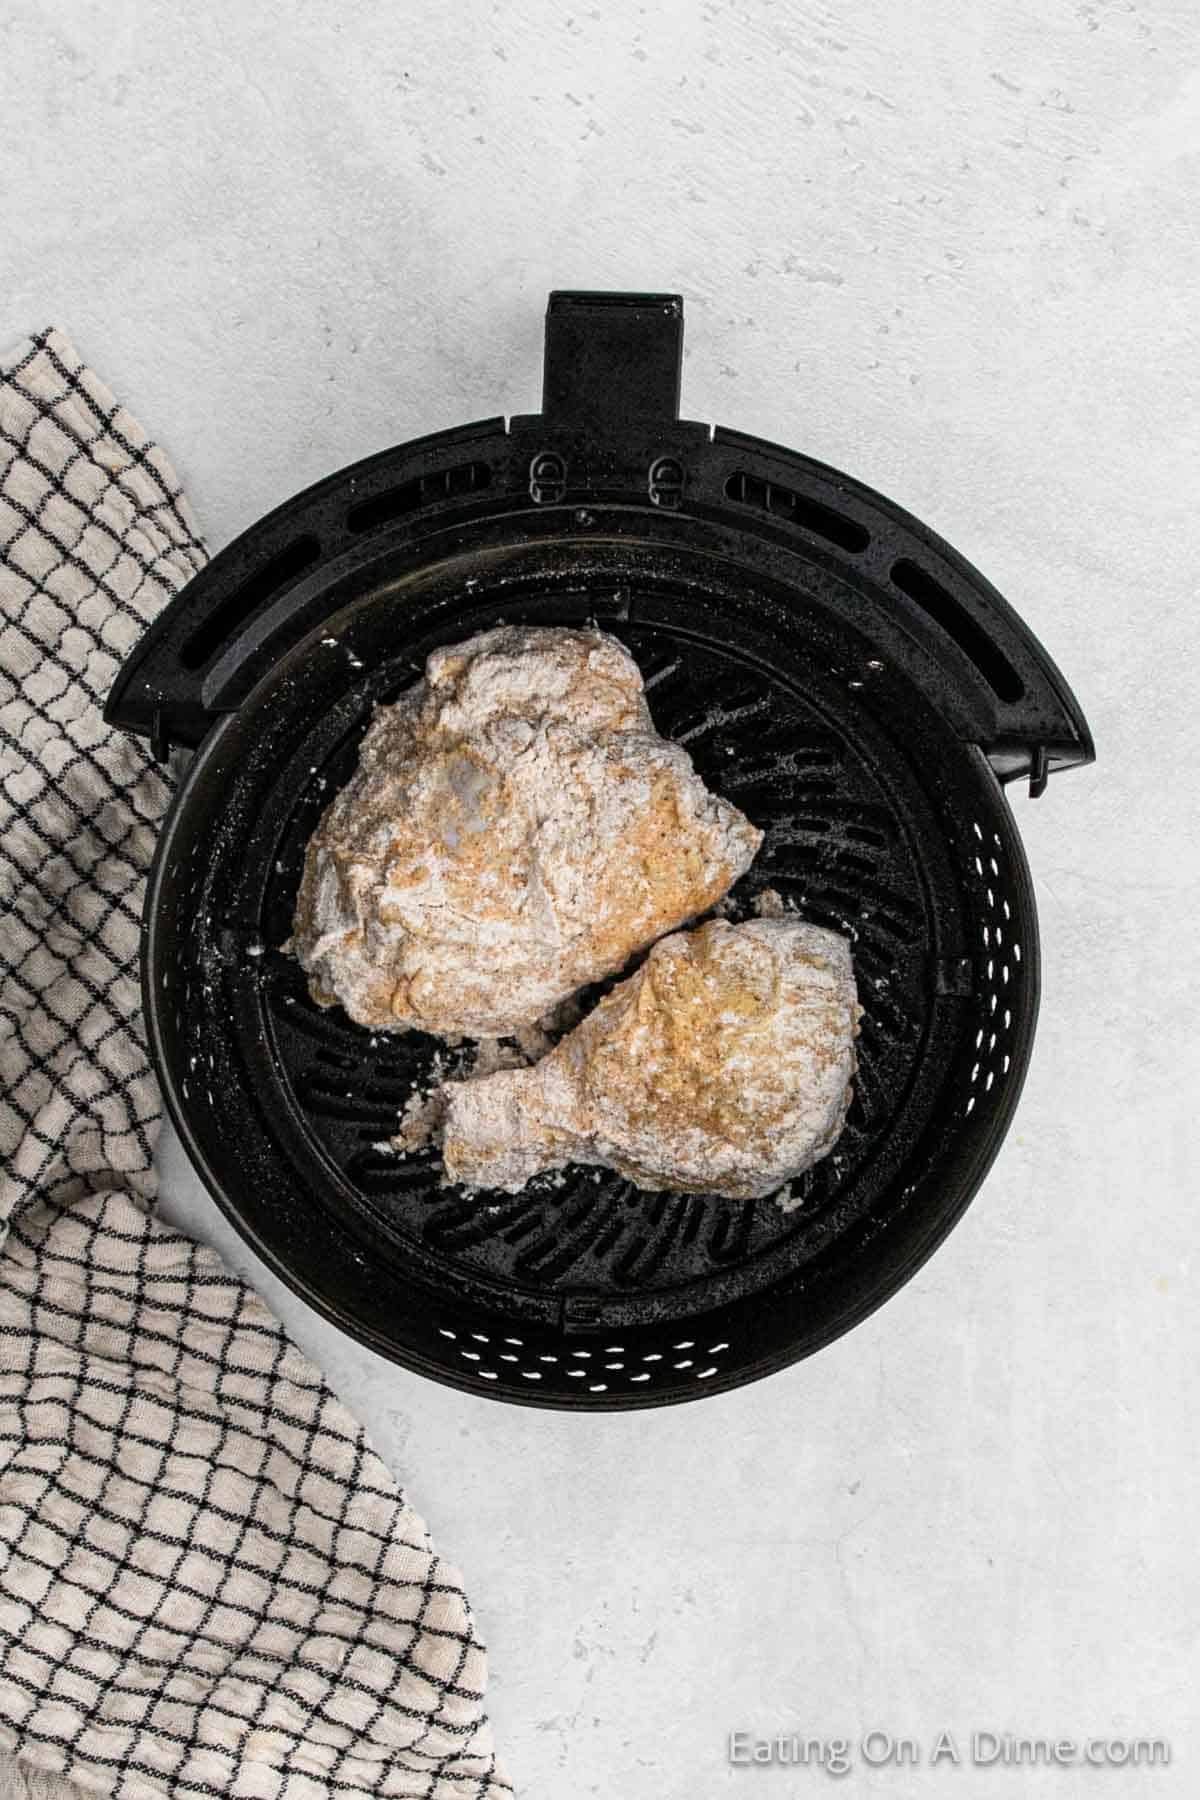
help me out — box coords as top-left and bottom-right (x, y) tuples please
(108, 293), (1092, 1408)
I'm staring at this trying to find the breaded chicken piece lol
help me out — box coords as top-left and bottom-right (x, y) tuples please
(291, 627), (761, 1038)
(440, 918), (859, 1198)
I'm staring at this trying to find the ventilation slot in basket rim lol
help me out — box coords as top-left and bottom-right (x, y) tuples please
(180, 534), (321, 672)
(890, 557), (1025, 703)
(724, 470), (870, 554)
(347, 461), (492, 534)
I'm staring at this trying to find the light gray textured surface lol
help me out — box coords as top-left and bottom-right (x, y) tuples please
(4, 0), (1198, 1793)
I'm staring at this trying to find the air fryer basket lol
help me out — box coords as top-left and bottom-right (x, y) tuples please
(108, 293), (1092, 1408)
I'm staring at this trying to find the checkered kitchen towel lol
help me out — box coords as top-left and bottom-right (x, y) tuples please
(0, 329), (510, 1800)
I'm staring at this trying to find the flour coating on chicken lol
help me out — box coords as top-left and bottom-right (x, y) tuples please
(291, 627), (762, 1038)
(440, 917), (860, 1199)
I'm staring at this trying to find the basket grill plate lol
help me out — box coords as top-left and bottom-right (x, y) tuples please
(254, 628), (933, 1307)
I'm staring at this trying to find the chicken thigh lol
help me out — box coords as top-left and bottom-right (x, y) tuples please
(291, 626), (762, 1038)
(440, 917), (860, 1199)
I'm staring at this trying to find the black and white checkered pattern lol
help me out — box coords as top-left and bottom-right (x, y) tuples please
(0, 330), (510, 1800)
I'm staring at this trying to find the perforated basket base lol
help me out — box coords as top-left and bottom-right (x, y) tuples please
(145, 535), (1039, 1407)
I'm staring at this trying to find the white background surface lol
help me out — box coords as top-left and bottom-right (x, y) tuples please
(4, 1), (1198, 1794)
